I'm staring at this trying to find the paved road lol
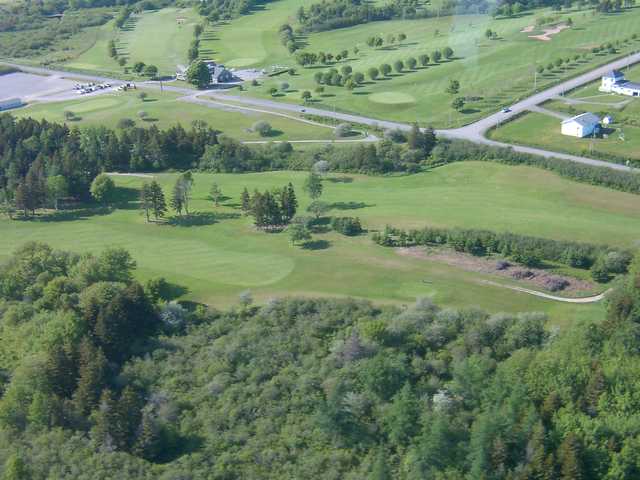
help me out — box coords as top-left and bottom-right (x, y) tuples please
(5, 53), (640, 172)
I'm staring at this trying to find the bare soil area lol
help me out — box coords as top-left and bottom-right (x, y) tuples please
(396, 246), (596, 295)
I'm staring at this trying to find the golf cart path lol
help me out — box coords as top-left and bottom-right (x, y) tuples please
(4, 51), (640, 172)
(481, 280), (611, 303)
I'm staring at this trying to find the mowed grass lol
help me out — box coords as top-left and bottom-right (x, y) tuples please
(65, 8), (199, 76)
(201, 0), (640, 127)
(489, 111), (640, 161)
(13, 90), (336, 140)
(2, 163), (639, 325)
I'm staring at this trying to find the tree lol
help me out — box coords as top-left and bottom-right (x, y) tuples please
(432, 50), (442, 63)
(353, 71), (365, 84)
(380, 63), (392, 76)
(385, 383), (420, 447)
(91, 174), (116, 205)
(443, 46), (454, 59)
(209, 182), (223, 207)
(452, 97), (465, 111)
(289, 222), (311, 245)
(393, 60), (404, 73)
(64, 110), (75, 121)
(537, 65), (545, 74)
(140, 182), (151, 222)
(280, 182), (298, 222)
(341, 65), (352, 76)
(280, 81), (289, 92)
(253, 121), (272, 137)
(2, 454), (29, 480)
(138, 110), (148, 121)
(133, 61), (145, 74)
(371, 449), (392, 480)
(132, 408), (159, 460)
(241, 187), (251, 214)
(149, 180), (167, 221)
(335, 123), (352, 138)
(186, 60), (211, 88)
(138, 91), (147, 101)
(46, 175), (68, 210)
(301, 90), (312, 102)
(73, 338), (107, 415)
(398, 33), (407, 42)
(303, 172), (323, 199)
(307, 200), (329, 218)
(419, 54), (429, 66)
(143, 64), (158, 78)
(406, 57), (417, 70)
(446, 79), (460, 94)
(368, 67), (379, 80)
(118, 57), (127, 67)
(108, 40), (117, 58)
(559, 433), (584, 480)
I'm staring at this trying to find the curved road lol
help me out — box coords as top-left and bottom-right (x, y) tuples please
(4, 52), (640, 172)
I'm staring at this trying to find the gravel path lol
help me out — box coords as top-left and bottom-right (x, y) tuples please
(481, 280), (611, 303)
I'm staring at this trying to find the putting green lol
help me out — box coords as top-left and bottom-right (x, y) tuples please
(369, 91), (417, 105)
(225, 58), (261, 68)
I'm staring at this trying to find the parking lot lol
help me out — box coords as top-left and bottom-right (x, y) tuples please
(0, 72), (76, 101)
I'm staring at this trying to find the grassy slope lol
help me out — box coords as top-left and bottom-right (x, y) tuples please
(13, 90), (336, 140)
(65, 8), (199, 76)
(201, 0), (640, 127)
(3, 163), (638, 325)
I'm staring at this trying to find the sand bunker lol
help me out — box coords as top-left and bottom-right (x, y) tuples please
(520, 25), (535, 33)
(528, 24), (570, 41)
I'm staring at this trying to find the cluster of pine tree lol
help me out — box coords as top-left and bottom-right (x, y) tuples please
(240, 183), (298, 229)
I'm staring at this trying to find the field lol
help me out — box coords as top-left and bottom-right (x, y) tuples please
(65, 8), (199, 76)
(199, 0), (640, 127)
(3, 162), (640, 325)
(13, 89), (337, 140)
(490, 64), (640, 161)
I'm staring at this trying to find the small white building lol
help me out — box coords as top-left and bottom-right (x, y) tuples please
(0, 98), (23, 111)
(600, 70), (640, 96)
(561, 112), (600, 138)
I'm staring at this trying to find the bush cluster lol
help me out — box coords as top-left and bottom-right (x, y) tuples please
(331, 216), (363, 236)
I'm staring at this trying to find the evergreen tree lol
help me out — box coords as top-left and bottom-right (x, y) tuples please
(559, 433), (584, 480)
(148, 180), (167, 221)
(371, 448), (392, 480)
(140, 182), (151, 222)
(73, 338), (107, 416)
(1, 454), (29, 480)
(92, 389), (119, 451)
(280, 183), (297, 223)
(241, 187), (251, 214)
(209, 182), (222, 207)
(170, 180), (184, 216)
(117, 386), (144, 450)
(44, 343), (76, 397)
(132, 408), (159, 461)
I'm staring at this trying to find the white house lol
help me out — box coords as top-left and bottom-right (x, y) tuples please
(600, 70), (640, 96)
(0, 98), (23, 111)
(561, 112), (600, 138)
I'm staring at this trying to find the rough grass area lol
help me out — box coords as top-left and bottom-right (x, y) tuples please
(2, 163), (639, 325)
(201, 0), (640, 127)
(65, 8), (199, 76)
(13, 90), (336, 140)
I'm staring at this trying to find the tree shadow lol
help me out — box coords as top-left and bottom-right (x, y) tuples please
(460, 108), (481, 114)
(330, 201), (373, 210)
(326, 176), (353, 183)
(113, 186), (140, 209)
(35, 206), (114, 222)
(301, 239), (331, 250)
(168, 211), (240, 226)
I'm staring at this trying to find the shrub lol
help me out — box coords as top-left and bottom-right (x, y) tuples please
(496, 260), (511, 270)
(252, 121), (272, 137)
(335, 123), (352, 138)
(384, 128), (406, 143)
(544, 276), (569, 292)
(332, 217), (363, 236)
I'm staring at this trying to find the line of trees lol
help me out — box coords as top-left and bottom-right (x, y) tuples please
(295, 48), (350, 66)
(373, 224), (633, 281)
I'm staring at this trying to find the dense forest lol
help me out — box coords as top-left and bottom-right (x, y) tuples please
(0, 243), (639, 478)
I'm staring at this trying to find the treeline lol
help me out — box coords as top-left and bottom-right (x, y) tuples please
(374, 224), (634, 281)
(431, 138), (640, 195)
(198, 0), (276, 22)
(0, 115), (219, 209)
(296, 0), (421, 32)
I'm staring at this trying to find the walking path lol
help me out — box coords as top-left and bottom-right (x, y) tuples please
(528, 105), (570, 120)
(481, 280), (611, 303)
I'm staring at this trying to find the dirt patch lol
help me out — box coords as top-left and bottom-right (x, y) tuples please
(397, 246), (596, 295)
(528, 24), (570, 41)
(520, 25), (535, 33)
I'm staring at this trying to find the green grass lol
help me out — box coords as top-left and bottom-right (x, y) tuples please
(13, 90), (337, 140)
(200, 0), (640, 127)
(489, 111), (640, 161)
(2, 162), (639, 325)
(65, 8), (199, 76)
